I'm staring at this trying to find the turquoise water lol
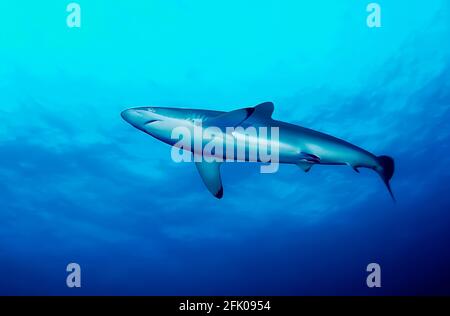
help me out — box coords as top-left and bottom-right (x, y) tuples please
(1, 1), (450, 294)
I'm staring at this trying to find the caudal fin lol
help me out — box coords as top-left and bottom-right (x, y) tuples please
(376, 155), (396, 202)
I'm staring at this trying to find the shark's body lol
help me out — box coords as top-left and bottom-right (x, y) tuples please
(121, 102), (395, 200)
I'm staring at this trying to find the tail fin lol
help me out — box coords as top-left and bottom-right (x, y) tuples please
(376, 155), (396, 202)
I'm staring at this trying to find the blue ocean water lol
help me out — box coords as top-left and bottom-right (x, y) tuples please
(1, 1), (450, 295)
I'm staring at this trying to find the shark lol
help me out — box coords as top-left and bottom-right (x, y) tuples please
(121, 102), (395, 200)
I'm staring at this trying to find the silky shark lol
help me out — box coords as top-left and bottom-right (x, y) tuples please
(121, 102), (395, 200)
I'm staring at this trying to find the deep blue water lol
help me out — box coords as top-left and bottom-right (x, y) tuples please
(1, 1), (450, 295)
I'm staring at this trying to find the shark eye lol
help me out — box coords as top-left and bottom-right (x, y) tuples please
(189, 118), (202, 126)
(187, 117), (202, 126)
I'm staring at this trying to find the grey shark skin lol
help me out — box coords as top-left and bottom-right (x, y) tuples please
(121, 102), (395, 200)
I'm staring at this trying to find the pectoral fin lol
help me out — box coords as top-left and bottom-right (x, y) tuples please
(195, 160), (224, 199)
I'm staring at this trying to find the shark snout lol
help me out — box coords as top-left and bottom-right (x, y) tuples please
(121, 109), (135, 122)
(121, 108), (147, 128)
(121, 107), (161, 131)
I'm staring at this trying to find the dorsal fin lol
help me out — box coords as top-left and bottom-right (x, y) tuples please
(252, 102), (274, 118)
(206, 107), (254, 128)
(206, 102), (274, 129)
